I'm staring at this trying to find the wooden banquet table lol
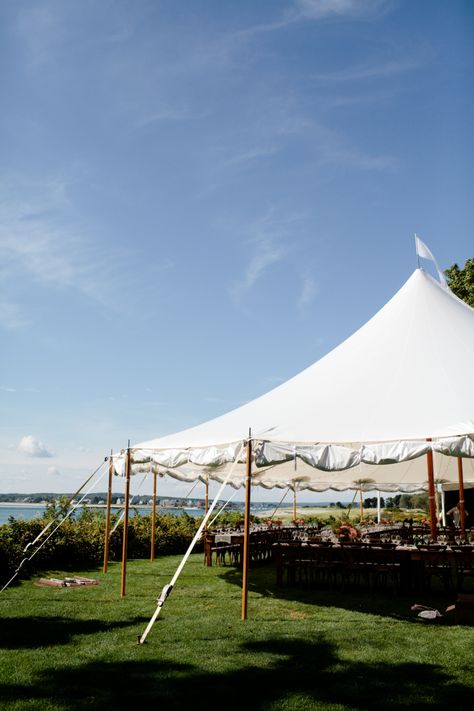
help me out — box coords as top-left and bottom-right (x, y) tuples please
(203, 527), (299, 567)
(272, 541), (474, 593)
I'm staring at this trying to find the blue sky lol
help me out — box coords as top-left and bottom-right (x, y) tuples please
(1, 0), (473, 503)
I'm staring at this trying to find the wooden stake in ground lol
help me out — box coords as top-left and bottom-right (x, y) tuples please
(151, 470), (157, 562)
(458, 457), (466, 538)
(426, 439), (437, 541)
(241, 434), (252, 622)
(120, 444), (132, 598)
(103, 450), (113, 574)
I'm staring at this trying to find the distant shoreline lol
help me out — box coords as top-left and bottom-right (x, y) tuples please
(0, 502), (202, 511)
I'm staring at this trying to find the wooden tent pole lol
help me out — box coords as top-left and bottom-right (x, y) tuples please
(293, 487), (297, 522)
(241, 434), (252, 622)
(458, 457), (466, 538)
(103, 450), (113, 574)
(359, 486), (364, 523)
(120, 443), (132, 598)
(426, 439), (437, 541)
(376, 491), (381, 524)
(151, 470), (157, 561)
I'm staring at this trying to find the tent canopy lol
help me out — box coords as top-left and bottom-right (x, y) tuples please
(116, 268), (474, 492)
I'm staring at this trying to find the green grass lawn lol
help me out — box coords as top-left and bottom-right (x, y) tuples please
(0, 555), (473, 710)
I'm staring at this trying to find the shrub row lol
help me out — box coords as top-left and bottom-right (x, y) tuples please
(0, 509), (203, 586)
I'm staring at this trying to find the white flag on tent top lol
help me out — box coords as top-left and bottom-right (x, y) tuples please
(414, 234), (449, 290)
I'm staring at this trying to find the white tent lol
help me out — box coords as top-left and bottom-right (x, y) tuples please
(127, 257), (474, 637)
(117, 267), (474, 493)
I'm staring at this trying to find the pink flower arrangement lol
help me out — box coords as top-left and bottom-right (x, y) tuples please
(337, 523), (359, 541)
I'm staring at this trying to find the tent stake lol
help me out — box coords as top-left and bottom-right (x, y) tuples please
(458, 457), (466, 539)
(103, 450), (113, 574)
(426, 439), (437, 541)
(151, 470), (157, 562)
(241, 434), (252, 622)
(121, 443), (132, 597)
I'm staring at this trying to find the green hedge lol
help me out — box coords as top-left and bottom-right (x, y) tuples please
(0, 509), (202, 585)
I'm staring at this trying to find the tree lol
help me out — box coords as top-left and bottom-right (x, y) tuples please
(444, 258), (474, 307)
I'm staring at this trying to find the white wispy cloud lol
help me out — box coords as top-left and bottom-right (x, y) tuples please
(0, 385), (17, 392)
(312, 58), (423, 84)
(293, 0), (391, 21)
(225, 145), (279, 167)
(0, 174), (168, 328)
(298, 274), (318, 312)
(18, 435), (54, 458)
(137, 106), (207, 127)
(0, 176), (113, 303)
(15, 1), (63, 69)
(15, 1), (134, 73)
(233, 0), (392, 38)
(47, 465), (61, 477)
(300, 119), (396, 170)
(0, 301), (30, 330)
(230, 216), (290, 303)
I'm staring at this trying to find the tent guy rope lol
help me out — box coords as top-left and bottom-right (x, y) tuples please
(138, 441), (245, 645)
(23, 457), (108, 554)
(0, 460), (108, 594)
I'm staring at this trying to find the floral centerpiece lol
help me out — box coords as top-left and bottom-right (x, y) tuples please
(265, 518), (283, 527)
(336, 522), (359, 542)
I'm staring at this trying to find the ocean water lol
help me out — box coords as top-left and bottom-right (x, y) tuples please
(0, 505), (47, 525)
(0, 504), (203, 526)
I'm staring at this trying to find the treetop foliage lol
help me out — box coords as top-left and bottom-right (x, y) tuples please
(444, 257), (474, 307)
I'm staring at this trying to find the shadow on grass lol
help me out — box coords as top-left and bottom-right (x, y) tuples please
(0, 615), (148, 650)
(0, 636), (470, 710)
(218, 564), (459, 623)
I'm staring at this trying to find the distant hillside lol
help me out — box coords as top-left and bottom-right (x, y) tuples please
(0, 491), (239, 509)
(0, 492), (340, 509)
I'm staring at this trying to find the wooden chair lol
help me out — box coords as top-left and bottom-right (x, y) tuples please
(450, 546), (474, 591)
(418, 548), (453, 592)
